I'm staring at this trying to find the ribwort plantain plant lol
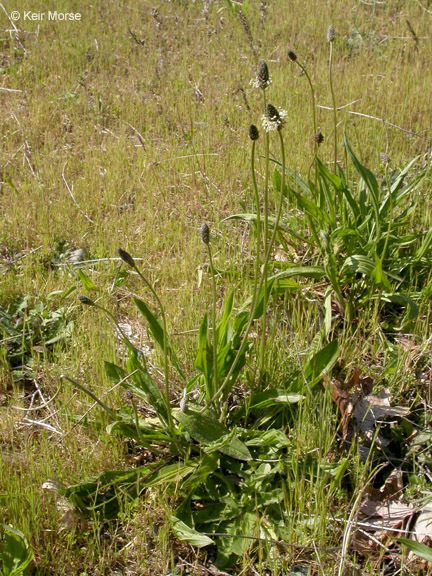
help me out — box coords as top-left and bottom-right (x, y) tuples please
(271, 137), (430, 333)
(59, 29), (432, 574)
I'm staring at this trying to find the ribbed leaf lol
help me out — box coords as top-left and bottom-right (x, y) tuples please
(171, 516), (213, 548)
(398, 538), (432, 563)
(134, 298), (184, 378)
(77, 269), (97, 291)
(271, 266), (326, 281)
(104, 361), (126, 383)
(174, 409), (252, 461)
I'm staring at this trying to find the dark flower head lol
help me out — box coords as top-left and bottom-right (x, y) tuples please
(261, 103), (287, 132)
(200, 223), (210, 245)
(314, 131), (324, 145)
(77, 294), (95, 306)
(118, 248), (136, 268)
(248, 124), (259, 141)
(380, 152), (390, 166)
(287, 50), (297, 62)
(257, 62), (270, 87)
(250, 61), (272, 90)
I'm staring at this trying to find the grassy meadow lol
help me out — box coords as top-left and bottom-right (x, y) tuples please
(1, 0), (432, 574)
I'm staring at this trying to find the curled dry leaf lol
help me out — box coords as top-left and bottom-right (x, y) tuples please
(326, 371), (410, 456)
(379, 469), (404, 500)
(358, 498), (416, 532)
(43, 479), (86, 532)
(351, 470), (417, 556)
(413, 507), (432, 545)
(352, 388), (410, 435)
(324, 376), (353, 442)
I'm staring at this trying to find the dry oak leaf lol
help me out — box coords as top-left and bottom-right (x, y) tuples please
(352, 388), (409, 436)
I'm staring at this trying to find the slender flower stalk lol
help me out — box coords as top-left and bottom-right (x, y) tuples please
(288, 49), (317, 140)
(288, 48), (321, 188)
(201, 224), (218, 406)
(327, 26), (338, 172)
(249, 125), (261, 324)
(77, 293), (139, 354)
(261, 126), (270, 383)
(258, 104), (286, 382)
(202, 124), (287, 411)
(117, 248), (175, 437)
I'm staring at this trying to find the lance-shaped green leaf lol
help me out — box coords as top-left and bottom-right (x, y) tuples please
(398, 538), (432, 563)
(1, 524), (34, 576)
(174, 408), (252, 461)
(134, 298), (184, 378)
(77, 269), (98, 291)
(171, 516), (213, 548)
(126, 352), (167, 421)
(195, 313), (211, 379)
(291, 339), (339, 393)
(344, 136), (381, 240)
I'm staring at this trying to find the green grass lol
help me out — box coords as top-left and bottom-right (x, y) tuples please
(1, 1), (432, 574)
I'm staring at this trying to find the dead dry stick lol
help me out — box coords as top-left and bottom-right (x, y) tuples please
(317, 105), (427, 138)
(125, 121), (146, 150)
(0, 87), (23, 93)
(0, 2), (26, 53)
(22, 418), (62, 435)
(11, 113), (36, 177)
(416, 0), (432, 14)
(11, 384), (61, 412)
(62, 163), (95, 224)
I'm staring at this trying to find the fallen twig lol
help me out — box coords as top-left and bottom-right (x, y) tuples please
(317, 105), (427, 137)
(62, 163), (96, 224)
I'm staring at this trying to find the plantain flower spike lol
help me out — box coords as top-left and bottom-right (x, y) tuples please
(77, 294), (95, 306)
(314, 131), (324, 145)
(327, 25), (335, 42)
(200, 223), (210, 245)
(118, 248), (136, 268)
(261, 103), (287, 132)
(250, 61), (272, 90)
(249, 124), (259, 141)
(287, 50), (297, 62)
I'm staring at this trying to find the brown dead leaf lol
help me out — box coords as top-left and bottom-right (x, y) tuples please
(359, 498), (416, 531)
(380, 469), (404, 501)
(347, 368), (361, 390)
(413, 507), (432, 544)
(360, 376), (374, 396)
(351, 497), (416, 556)
(350, 528), (379, 555)
(327, 377), (350, 415)
(324, 376), (353, 442)
(326, 374), (409, 458)
(346, 370), (374, 395)
(43, 479), (87, 532)
(352, 388), (409, 436)
(351, 471), (417, 558)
